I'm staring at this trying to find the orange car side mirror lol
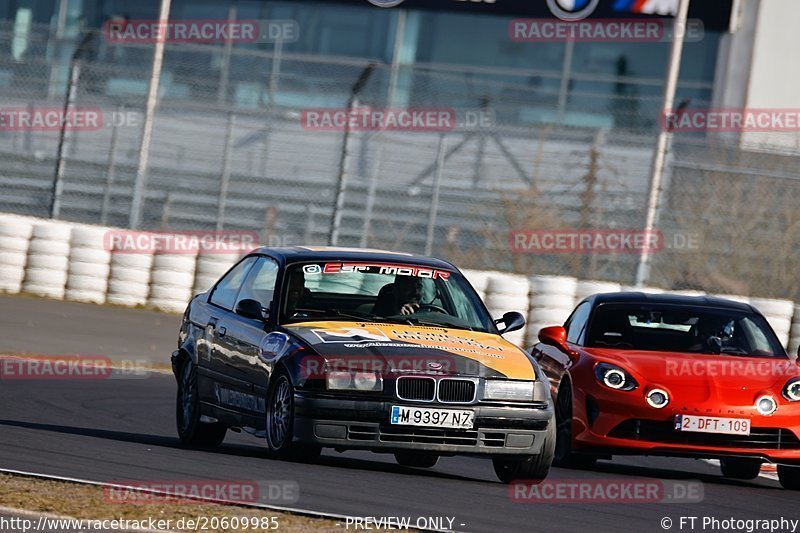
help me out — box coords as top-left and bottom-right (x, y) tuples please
(538, 326), (580, 364)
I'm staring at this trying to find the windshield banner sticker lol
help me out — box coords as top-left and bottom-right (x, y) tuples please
(303, 262), (451, 280)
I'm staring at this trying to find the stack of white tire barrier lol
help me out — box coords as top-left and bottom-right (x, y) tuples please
(22, 221), (72, 300)
(194, 251), (236, 295)
(148, 250), (198, 313)
(0, 216), (33, 293)
(106, 233), (154, 307)
(751, 298), (794, 349)
(484, 273), (530, 346)
(461, 269), (493, 301)
(526, 276), (578, 347)
(65, 226), (111, 304)
(789, 306), (800, 356)
(574, 280), (622, 305)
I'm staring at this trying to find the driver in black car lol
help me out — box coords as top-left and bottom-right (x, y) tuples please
(285, 269), (313, 318)
(373, 275), (425, 316)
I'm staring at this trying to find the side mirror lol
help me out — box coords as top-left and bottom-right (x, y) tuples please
(538, 326), (579, 364)
(496, 311), (526, 335)
(235, 299), (267, 321)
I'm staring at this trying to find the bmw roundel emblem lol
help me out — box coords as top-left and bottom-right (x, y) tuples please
(367, 0), (406, 7)
(546, 0), (601, 21)
(303, 264), (322, 275)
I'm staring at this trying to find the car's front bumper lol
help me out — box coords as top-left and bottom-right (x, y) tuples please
(571, 385), (800, 465)
(293, 392), (553, 456)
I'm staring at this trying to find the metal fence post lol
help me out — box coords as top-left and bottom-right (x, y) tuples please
(329, 63), (377, 246)
(268, 34), (283, 109)
(217, 5), (237, 105)
(425, 134), (446, 256)
(50, 59), (81, 219)
(557, 37), (575, 124)
(100, 106), (122, 225)
(635, 0), (690, 287)
(216, 112), (236, 231)
(130, 0), (172, 229)
(360, 136), (385, 248)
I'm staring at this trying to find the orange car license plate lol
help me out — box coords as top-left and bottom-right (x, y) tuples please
(675, 415), (751, 436)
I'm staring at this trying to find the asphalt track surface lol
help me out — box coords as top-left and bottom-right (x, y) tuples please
(1, 295), (798, 533)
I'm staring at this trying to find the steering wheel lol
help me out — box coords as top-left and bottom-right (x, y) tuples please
(417, 303), (448, 314)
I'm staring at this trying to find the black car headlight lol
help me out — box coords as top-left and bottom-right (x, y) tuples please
(783, 378), (800, 402)
(595, 363), (638, 391)
(326, 371), (383, 392)
(483, 380), (535, 402)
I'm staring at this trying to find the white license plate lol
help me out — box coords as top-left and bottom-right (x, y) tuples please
(390, 405), (474, 429)
(675, 415), (751, 436)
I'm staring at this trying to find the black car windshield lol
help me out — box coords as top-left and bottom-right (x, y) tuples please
(586, 303), (786, 357)
(280, 261), (495, 333)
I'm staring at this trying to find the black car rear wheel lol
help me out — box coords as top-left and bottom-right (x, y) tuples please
(176, 359), (227, 447)
(493, 417), (555, 484)
(720, 458), (762, 480)
(394, 453), (439, 468)
(553, 380), (597, 469)
(778, 465), (800, 490)
(265, 371), (321, 461)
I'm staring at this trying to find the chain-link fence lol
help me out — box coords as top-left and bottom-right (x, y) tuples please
(1, 21), (798, 300)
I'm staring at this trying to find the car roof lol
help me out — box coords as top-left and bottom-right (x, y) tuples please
(251, 246), (458, 271)
(587, 292), (755, 312)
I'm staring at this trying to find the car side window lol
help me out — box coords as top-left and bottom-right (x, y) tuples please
(237, 257), (280, 309)
(566, 302), (591, 345)
(209, 256), (258, 311)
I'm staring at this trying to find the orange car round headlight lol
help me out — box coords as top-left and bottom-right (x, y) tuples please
(756, 395), (778, 416)
(646, 389), (670, 409)
(784, 379), (800, 402)
(594, 363), (638, 392)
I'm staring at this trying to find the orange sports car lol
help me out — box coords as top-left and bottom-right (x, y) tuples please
(531, 292), (800, 490)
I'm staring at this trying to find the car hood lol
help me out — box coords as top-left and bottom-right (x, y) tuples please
(583, 347), (800, 400)
(283, 321), (536, 379)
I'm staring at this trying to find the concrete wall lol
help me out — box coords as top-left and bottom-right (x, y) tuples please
(712, 0), (800, 150)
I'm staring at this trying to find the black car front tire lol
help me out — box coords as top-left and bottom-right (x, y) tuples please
(553, 380), (598, 469)
(492, 417), (555, 484)
(265, 370), (321, 461)
(176, 358), (227, 447)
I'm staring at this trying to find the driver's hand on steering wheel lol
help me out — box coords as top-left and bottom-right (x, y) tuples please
(400, 303), (420, 315)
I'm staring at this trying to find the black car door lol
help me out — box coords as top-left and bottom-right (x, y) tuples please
(202, 256), (259, 410)
(216, 256), (281, 423)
